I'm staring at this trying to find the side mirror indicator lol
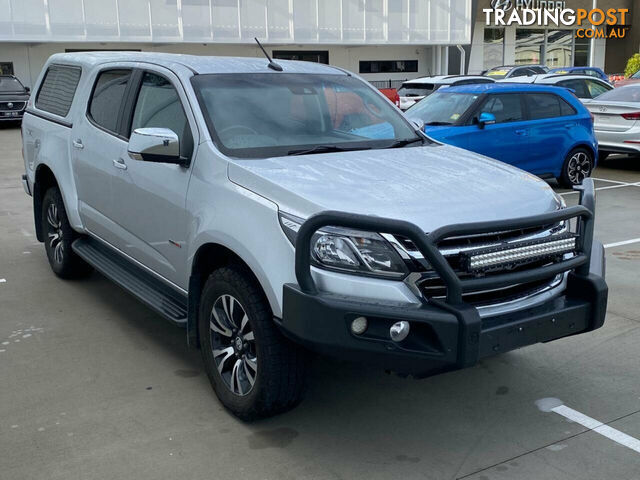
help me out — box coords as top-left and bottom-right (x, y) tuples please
(128, 128), (187, 166)
(478, 112), (496, 129)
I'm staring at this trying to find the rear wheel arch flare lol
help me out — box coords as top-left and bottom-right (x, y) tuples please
(33, 165), (59, 242)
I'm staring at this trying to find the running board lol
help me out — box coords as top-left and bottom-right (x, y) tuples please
(72, 237), (188, 326)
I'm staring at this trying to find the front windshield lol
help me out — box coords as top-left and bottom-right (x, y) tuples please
(191, 73), (420, 158)
(407, 92), (479, 125)
(0, 77), (25, 93)
(485, 68), (512, 79)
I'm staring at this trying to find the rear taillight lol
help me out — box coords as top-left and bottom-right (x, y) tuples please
(621, 112), (640, 120)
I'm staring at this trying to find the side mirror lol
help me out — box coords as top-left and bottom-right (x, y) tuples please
(409, 118), (425, 131)
(478, 112), (496, 129)
(128, 128), (186, 165)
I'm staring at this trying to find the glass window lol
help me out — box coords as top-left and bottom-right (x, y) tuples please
(359, 60), (418, 74)
(585, 80), (611, 98)
(131, 72), (193, 159)
(36, 65), (82, 117)
(546, 30), (573, 68)
(0, 62), (14, 75)
(273, 51), (329, 64)
(407, 92), (479, 125)
(574, 37), (590, 67)
(483, 28), (505, 71)
(191, 73), (420, 158)
(515, 29), (544, 65)
(477, 94), (524, 123)
(557, 79), (590, 98)
(88, 69), (131, 133)
(525, 93), (574, 120)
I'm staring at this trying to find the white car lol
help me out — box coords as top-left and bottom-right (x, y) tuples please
(499, 74), (612, 101)
(583, 84), (640, 161)
(398, 75), (494, 110)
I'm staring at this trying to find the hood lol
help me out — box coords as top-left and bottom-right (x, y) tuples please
(228, 144), (561, 232)
(0, 92), (29, 101)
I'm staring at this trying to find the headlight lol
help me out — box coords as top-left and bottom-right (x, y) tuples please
(279, 212), (409, 279)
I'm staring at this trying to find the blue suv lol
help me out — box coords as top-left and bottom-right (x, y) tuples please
(407, 83), (598, 187)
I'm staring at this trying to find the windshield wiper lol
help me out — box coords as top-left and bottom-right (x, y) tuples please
(384, 137), (425, 149)
(424, 121), (453, 126)
(287, 145), (371, 156)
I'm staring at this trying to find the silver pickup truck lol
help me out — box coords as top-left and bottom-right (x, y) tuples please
(21, 52), (607, 420)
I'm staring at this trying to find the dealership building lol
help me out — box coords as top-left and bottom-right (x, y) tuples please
(0, 0), (639, 89)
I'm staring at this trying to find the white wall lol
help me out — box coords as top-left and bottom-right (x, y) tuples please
(0, 0), (472, 45)
(0, 42), (437, 87)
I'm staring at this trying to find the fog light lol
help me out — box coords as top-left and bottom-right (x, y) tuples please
(390, 321), (410, 342)
(351, 316), (368, 335)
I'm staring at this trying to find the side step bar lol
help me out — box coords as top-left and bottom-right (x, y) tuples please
(72, 237), (188, 326)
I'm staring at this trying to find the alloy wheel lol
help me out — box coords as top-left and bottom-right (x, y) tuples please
(210, 294), (258, 396)
(567, 151), (592, 185)
(46, 203), (64, 264)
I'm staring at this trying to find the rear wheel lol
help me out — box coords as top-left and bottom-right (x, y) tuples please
(559, 148), (594, 188)
(199, 264), (307, 420)
(41, 187), (92, 279)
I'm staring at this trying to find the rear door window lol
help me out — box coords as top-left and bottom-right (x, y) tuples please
(557, 79), (590, 98)
(88, 69), (132, 135)
(130, 72), (194, 159)
(525, 93), (575, 120)
(477, 94), (524, 123)
(585, 80), (610, 98)
(35, 65), (82, 117)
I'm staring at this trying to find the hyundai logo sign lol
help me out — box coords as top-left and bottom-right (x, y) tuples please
(490, 0), (514, 10)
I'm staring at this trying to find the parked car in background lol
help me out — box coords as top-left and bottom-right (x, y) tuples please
(500, 74), (612, 100)
(22, 52), (607, 419)
(549, 67), (610, 83)
(612, 69), (640, 88)
(397, 75), (494, 110)
(484, 65), (548, 80)
(407, 83), (598, 187)
(583, 84), (640, 161)
(378, 87), (400, 108)
(0, 75), (30, 123)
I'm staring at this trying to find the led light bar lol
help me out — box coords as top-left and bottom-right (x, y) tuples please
(462, 234), (578, 273)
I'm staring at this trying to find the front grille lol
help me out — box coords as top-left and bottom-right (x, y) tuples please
(394, 223), (570, 307)
(0, 101), (26, 111)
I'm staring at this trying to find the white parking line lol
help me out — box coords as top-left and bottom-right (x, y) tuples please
(604, 238), (640, 249)
(551, 405), (640, 454)
(559, 183), (636, 196)
(591, 177), (635, 185)
(0, 279), (6, 283)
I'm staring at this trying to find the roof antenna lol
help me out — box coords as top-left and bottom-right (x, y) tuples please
(254, 37), (283, 72)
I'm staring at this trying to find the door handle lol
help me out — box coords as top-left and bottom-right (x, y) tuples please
(112, 158), (127, 170)
(515, 129), (528, 136)
(72, 139), (84, 149)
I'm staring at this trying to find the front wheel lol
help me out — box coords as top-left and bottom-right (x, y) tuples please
(199, 264), (307, 420)
(558, 148), (594, 188)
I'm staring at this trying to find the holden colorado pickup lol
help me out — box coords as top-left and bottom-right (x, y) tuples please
(21, 52), (607, 420)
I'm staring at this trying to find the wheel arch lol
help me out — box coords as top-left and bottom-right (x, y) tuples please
(187, 242), (275, 349)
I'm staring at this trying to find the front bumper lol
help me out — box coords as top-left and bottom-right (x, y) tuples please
(0, 111), (24, 121)
(280, 180), (608, 376)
